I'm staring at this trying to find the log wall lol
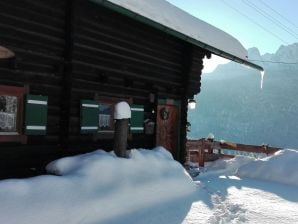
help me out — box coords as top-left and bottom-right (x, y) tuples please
(0, 0), (206, 178)
(0, 0), (65, 178)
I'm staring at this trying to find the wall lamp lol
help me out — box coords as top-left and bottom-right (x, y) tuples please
(0, 46), (15, 59)
(188, 98), (196, 110)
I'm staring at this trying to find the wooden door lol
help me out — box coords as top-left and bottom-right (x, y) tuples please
(156, 105), (178, 156)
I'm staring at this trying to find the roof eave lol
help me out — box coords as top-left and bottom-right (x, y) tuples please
(209, 48), (264, 71)
(91, 0), (264, 72)
(181, 36), (264, 72)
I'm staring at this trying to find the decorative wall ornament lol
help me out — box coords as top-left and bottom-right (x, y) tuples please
(160, 107), (170, 120)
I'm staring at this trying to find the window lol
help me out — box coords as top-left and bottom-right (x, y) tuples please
(98, 103), (114, 132)
(0, 95), (17, 133)
(80, 95), (133, 138)
(0, 85), (27, 143)
(95, 96), (132, 136)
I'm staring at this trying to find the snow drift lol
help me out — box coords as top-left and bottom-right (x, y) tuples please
(0, 147), (297, 224)
(236, 149), (298, 187)
(0, 147), (196, 224)
(203, 149), (298, 187)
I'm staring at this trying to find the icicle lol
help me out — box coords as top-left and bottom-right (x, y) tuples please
(260, 70), (265, 89)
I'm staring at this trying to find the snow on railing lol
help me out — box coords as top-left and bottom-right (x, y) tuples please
(186, 138), (281, 167)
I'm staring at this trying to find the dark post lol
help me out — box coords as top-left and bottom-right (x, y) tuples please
(59, 0), (75, 150)
(114, 119), (129, 158)
(113, 102), (131, 158)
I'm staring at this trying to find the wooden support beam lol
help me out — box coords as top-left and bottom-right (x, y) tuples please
(179, 43), (194, 163)
(219, 141), (281, 155)
(59, 0), (75, 149)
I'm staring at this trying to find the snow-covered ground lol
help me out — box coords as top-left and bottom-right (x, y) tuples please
(0, 147), (297, 224)
(185, 150), (298, 224)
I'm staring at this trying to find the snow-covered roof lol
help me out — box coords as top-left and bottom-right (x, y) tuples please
(91, 0), (263, 71)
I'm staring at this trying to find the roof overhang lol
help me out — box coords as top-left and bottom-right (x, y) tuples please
(91, 0), (264, 71)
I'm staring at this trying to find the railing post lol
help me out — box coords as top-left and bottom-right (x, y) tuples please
(198, 147), (205, 167)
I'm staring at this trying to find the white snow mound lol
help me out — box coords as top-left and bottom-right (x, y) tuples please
(0, 147), (196, 224)
(114, 101), (131, 119)
(236, 149), (298, 187)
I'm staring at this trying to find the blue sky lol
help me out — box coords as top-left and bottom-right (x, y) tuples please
(166, 0), (298, 55)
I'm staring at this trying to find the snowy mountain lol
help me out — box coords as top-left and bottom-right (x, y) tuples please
(273, 43), (298, 63)
(188, 43), (298, 148)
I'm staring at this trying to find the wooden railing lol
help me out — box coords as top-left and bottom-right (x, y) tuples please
(186, 138), (282, 167)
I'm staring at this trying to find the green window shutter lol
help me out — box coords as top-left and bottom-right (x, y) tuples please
(80, 100), (99, 134)
(130, 105), (144, 133)
(25, 95), (48, 135)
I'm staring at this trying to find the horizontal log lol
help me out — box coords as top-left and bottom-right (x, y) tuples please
(73, 43), (181, 73)
(16, 62), (58, 74)
(29, 84), (62, 97)
(72, 51), (182, 82)
(71, 87), (149, 104)
(72, 78), (148, 95)
(74, 29), (182, 64)
(0, 0), (65, 20)
(73, 44), (182, 75)
(75, 27), (182, 62)
(0, 13), (63, 37)
(0, 23), (64, 47)
(0, 73), (61, 88)
(0, 34), (64, 56)
(219, 141), (281, 155)
(72, 60), (181, 86)
(72, 63), (182, 87)
(187, 139), (281, 155)
(77, 4), (184, 52)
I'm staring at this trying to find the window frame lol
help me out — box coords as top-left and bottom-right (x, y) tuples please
(0, 85), (27, 143)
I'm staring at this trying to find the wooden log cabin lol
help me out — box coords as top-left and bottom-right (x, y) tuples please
(0, 0), (263, 178)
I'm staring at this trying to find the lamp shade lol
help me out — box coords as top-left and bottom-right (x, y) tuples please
(188, 99), (196, 110)
(0, 46), (14, 59)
